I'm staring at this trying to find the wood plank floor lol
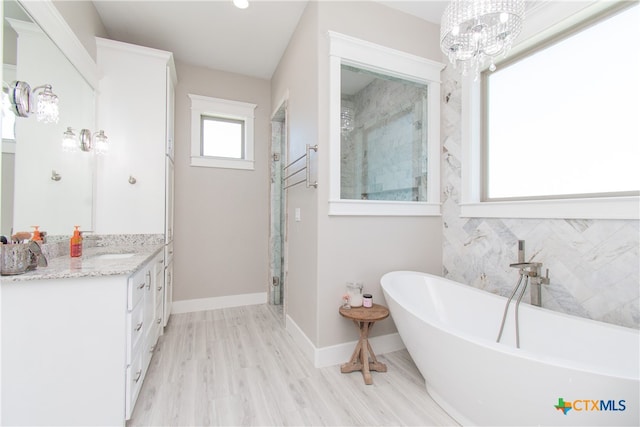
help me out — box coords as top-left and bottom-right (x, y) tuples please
(128, 304), (458, 426)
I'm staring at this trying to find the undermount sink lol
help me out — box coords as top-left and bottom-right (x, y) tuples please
(92, 253), (136, 260)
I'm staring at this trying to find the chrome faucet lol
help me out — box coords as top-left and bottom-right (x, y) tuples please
(509, 261), (549, 307)
(497, 241), (551, 348)
(509, 240), (550, 307)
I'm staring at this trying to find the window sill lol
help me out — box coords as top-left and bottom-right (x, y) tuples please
(190, 156), (254, 171)
(460, 196), (639, 220)
(329, 200), (441, 216)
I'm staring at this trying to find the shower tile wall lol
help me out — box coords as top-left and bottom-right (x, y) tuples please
(270, 121), (284, 305)
(341, 78), (427, 201)
(440, 66), (640, 329)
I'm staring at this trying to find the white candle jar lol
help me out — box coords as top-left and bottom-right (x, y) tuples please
(346, 282), (363, 307)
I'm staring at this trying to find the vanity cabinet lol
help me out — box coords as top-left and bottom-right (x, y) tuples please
(1, 250), (164, 426)
(0, 249), (164, 425)
(95, 38), (176, 327)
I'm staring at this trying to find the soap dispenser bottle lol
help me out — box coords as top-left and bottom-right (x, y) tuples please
(70, 226), (82, 257)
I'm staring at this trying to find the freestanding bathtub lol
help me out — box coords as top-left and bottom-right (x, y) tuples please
(381, 271), (639, 426)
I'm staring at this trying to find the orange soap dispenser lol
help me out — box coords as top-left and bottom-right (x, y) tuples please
(70, 226), (83, 257)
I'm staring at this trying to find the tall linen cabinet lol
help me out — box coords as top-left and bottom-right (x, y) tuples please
(95, 37), (176, 327)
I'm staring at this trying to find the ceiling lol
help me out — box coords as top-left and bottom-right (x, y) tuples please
(92, 0), (448, 80)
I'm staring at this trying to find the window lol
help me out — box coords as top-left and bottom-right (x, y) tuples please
(329, 32), (444, 216)
(461, 2), (639, 219)
(201, 116), (244, 159)
(189, 94), (256, 170)
(340, 65), (429, 203)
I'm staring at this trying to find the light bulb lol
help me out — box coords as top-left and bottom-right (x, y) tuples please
(233, 0), (249, 9)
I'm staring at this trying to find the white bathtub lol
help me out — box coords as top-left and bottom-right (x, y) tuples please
(381, 271), (639, 426)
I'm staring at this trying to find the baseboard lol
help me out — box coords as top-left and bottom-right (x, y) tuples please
(171, 292), (267, 314)
(285, 314), (405, 368)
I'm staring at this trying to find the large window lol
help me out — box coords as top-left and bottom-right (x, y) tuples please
(460, 2), (639, 219)
(189, 94), (256, 170)
(483, 4), (639, 201)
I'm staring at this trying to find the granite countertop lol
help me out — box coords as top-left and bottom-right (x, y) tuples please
(0, 243), (164, 283)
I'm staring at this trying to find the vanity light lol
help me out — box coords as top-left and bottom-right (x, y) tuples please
(8, 80), (60, 123)
(61, 127), (78, 152)
(233, 0), (249, 9)
(33, 85), (59, 123)
(79, 129), (93, 152)
(61, 127), (109, 154)
(93, 130), (109, 155)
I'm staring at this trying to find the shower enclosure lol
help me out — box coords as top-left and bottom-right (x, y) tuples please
(269, 102), (287, 308)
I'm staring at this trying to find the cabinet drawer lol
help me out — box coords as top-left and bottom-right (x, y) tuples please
(125, 353), (144, 420)
(126, 301), (145, 364)
(127, 269), (149, 310)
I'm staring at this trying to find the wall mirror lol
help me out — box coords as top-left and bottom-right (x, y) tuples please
(2, 0), (97, 236)
(328, 32), (444, 216)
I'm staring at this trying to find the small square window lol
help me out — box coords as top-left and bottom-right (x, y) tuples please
(201, 116), (244, 159)
(189, 94), (256, 170)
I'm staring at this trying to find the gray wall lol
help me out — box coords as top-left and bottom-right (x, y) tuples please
(173, 62), (271, 302)
(53, 0), (108, 61)
(271, 0), (320, 342)
(272, 1), (444, 348)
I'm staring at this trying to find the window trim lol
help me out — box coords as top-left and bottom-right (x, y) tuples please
(328, 31), (444, 216)
(189, 94), (256, 170)
(460, 2), (639, 220)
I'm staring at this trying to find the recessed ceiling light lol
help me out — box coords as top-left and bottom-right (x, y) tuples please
(233, 0), (249, 9)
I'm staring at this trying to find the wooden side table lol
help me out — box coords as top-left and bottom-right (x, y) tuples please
(339, 303), (389, 385)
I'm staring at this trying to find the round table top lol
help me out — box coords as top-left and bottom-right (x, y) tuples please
(339, 303), (389, 322)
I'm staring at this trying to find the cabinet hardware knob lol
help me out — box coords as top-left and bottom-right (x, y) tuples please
(157, 318), (162, 324)
(135, 322), (143, 331)
(157, 286), (162, 291)
(137, 282), (145, 290)
(134, 369), (142, 383)
(150, 345), (155, 353)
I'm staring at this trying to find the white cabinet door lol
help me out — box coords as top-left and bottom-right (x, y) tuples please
(95, 38), (173, 235)
(154, 252), (165, 327)
(164, 258), (173, 327)
(166, 65), (175, 160)
(165, 157), (174, 243)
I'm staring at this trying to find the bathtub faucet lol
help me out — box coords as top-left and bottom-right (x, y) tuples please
(509, 262), (550, 307)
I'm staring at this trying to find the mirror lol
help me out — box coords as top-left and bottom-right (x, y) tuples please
(2, 0), (96, 236)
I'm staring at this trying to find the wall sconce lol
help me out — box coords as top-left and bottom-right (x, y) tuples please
(7, 80), (59, 123)
(62, 127), (108, 154)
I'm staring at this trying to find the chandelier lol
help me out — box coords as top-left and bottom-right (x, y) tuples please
(440, 0), (525, 77)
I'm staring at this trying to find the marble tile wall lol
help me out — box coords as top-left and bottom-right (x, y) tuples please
(440, 66), (639, 329)
(270, 121), (284, 305)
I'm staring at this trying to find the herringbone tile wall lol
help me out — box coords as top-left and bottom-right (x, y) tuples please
(440, 67), (639, 329)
